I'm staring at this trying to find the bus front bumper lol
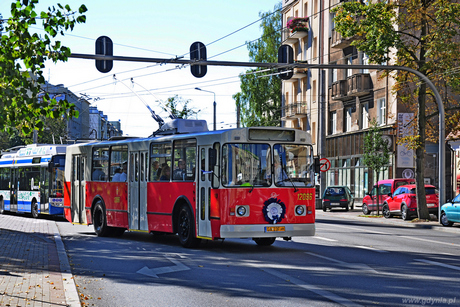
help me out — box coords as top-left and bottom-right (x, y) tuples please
(220, 223), (315, 238)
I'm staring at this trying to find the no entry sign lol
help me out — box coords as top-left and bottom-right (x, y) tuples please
(320, 158), (331, 172)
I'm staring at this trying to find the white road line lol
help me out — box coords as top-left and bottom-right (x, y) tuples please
(261, 267), (363, 307)
(355, 245), (388, 253)
(400, 235), (460, 248)
(314, 236), (338, 242)
(415, 259), (460, 271)
(306, 252), (379, 274)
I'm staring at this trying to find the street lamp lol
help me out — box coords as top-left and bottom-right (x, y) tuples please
(195, 87), (216, 131)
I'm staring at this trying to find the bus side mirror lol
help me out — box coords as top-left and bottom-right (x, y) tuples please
(208, 148), (217, 168)
(314, 157), (321, 173)
(48, 162), (53, 172)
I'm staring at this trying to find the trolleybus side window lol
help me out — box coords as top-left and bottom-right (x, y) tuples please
(0, 168), (9, 191)
(173, 139), (196, 181)
(222, 143), (270, 187)
(211, 143), (220, 188)
(109, 145), (128, 182)
(150, 143), (172, 181)
(92, 147), (109, 181)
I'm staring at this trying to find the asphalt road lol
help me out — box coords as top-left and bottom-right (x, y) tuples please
(57, 212), (460, 307)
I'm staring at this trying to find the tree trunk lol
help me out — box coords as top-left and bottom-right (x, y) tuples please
(416, 2), (430, 220)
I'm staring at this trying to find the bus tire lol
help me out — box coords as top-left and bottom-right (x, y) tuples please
(93, 201), (111, 237)
(0, 198), (4, 215)
(31, 200), (39, 219)
(177, 205), (200, 248)
(253, 237), (276, 246)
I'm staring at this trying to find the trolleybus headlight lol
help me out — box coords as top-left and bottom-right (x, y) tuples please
(295, 205), (306, 216)
(236, 206), (247, 216)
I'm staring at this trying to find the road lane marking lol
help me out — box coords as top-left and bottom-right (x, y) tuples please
(400, 235), (460, 248)
(137, 256), (190, 278)
(314, 236), (337, 242)
(306, 252), (379, 274)
(415, 259), (460, 271)
(355, 245), (388, 253)
(260, 267), (363, 307)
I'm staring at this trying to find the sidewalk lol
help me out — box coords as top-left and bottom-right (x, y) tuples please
(0, 214), (79, 307)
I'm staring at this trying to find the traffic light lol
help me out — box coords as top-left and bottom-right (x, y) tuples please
(95, 36), (113, 73)
(190, 41), (207, 78)
(278, 45), (294, 80)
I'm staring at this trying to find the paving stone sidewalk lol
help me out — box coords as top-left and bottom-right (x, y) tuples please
(0, 214), (79, 307)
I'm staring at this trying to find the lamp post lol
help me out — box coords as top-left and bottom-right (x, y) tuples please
(195, 87), (216, 131)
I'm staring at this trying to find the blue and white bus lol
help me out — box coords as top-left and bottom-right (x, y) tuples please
(0, 144), (68, 218)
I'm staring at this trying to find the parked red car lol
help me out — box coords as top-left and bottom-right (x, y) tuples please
(382, 184), (439, 220)
(362, 178), (415, 215)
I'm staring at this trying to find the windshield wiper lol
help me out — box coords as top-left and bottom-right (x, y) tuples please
(280, 164), (298, 193)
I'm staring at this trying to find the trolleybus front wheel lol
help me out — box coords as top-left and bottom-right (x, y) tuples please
(93, 201), (110, 237)
(177, 205), (200, 248)
(253, 237), (276, 246)
(31, 201), (39, 219)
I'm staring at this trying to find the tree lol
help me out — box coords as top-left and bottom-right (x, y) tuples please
(0, 0), (87, 136)
(233, 2), (282, 127)
(161, 95), (199, 119)
(333, 0), (460, 219)
(363, 119), (391, 216)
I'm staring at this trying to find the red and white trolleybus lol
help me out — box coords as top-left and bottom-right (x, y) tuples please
(64, 119), (318, 247)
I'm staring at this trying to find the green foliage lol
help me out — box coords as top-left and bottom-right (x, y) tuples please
(363, 119), (391, 215)
(161, 95), (199, 119)
(0, 0), (87, 136)
(363, 119), (391, 172)
(233, 2), (282, 127)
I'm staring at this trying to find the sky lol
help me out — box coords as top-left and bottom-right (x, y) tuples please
(1, 0), (280, 137)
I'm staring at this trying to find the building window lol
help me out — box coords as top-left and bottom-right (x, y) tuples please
(377, 98), (386, 126)
(361, 52), (369, 74)
(344, 107), (352, 132)
(329, 111), (337, 135)
(331, 61), (337, 85)
(312, 122), (316, 144)
(361, 103), (369, 129)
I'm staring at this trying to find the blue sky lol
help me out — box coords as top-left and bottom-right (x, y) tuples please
(1, 0), (279, 137)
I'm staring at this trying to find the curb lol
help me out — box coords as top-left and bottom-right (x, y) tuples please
(51, 222), (80, 307)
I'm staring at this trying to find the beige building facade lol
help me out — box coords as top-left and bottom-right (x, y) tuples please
(281, 0), (451, 202)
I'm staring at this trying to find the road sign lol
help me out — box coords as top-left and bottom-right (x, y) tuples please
(95, 36), (113, 73)
(320, 158), (331, 172)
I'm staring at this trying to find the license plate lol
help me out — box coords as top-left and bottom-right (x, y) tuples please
(331, 203), (340, 206)
(265, 226), (285, 232)
(427, 203), (436, 207)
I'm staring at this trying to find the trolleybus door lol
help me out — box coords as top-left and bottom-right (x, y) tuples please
(197, 146), (212, 238)
(71, 155), (86, 223)
(9, 168), (18, 212)
(128, 151), (148, 231)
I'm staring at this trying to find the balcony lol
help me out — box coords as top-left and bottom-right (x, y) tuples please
(281, 102), (308, 120)
(331, 79), (348, 101)
(347, 73), (372, 97)
(331, 28), (354, 49)
(283, 17), (309, 44)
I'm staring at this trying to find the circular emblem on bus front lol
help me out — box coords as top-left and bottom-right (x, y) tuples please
(263, 198), (286, 224)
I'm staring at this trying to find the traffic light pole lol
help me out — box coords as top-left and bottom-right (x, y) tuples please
(69, 53), (446, 211)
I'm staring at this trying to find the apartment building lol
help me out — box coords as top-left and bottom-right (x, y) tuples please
(281, 0), (450, 201)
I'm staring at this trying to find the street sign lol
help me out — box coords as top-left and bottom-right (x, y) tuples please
(190, 42), (207, 78)
(278, 45), (293, 80)
(95, 36), (113, 73)
(320, 158), (331, 172)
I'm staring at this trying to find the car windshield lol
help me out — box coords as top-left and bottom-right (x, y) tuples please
(325, 187), (345, 196)
(409, 187), (437, 195)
